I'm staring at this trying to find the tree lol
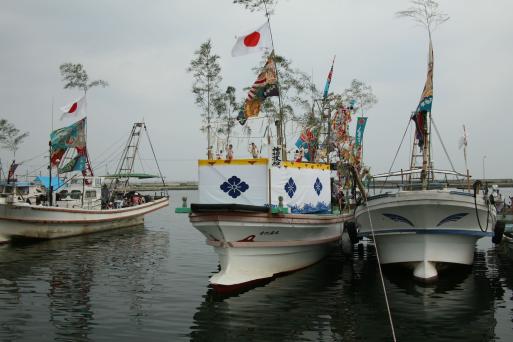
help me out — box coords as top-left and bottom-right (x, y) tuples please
(396, 0), (449, 38)
(0, 119), (29, 159)
(233, 0), (277, 12)
(59, 63), (108, 94)
(341, 79), (378, 116)
(187, 39), (225, 159)
(218, 86), (239, 143)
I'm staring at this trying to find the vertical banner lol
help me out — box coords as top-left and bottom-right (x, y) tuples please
(355, 117), (368, 147)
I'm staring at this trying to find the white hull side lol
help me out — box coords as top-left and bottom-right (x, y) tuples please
(190, 212), (349, 288)
(0, 197), (169, 243)
(355, 190), (496, 277)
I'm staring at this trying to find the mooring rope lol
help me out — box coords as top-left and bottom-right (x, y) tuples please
(365, 203), (397, 342)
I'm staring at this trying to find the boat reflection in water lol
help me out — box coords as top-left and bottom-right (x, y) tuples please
(190, 243), (499, 342)
(0, 225), (169, 341)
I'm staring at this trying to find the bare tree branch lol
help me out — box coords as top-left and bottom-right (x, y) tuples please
(396, 0), (449, 37)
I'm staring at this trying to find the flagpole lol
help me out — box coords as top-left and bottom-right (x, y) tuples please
(463, 124), (470, 191)
(263, 0), (287, 161)
(51, 97), (54, 131)
(323, 55), (335, 165)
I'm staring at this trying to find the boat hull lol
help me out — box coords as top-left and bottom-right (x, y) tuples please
(0, 197), (169, 243)
(190, 211), (350, 289)
(355, 190), (496, 279)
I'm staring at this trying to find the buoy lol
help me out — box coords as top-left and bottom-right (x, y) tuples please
(413, 260), (438, 281)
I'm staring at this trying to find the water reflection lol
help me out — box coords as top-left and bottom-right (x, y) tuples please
(0, 225), (169, 341)
(190, 244), (499, 342)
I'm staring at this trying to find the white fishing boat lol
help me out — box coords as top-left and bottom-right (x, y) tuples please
(355, 40), (496, 280)
(189, 158), (351, 290)
(0, 120), (169, 243)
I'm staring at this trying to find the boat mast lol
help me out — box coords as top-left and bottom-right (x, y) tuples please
(420, 112), (431, 189)
(263, 0), (286, 161)
(462, 124), (470, 190)
(109, 122), (144, 196)
(48, 140), (53, 206)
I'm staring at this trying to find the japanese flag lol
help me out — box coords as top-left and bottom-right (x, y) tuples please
(231, 22), (272, 57)
(60, 95), (87, 120)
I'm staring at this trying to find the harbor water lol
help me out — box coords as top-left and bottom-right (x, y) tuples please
(0, 190), (512, 341)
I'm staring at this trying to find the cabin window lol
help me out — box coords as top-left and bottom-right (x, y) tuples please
(59, 190), (68, 199)
(70, 190), (82, 199)
(85, 190), (96, 199)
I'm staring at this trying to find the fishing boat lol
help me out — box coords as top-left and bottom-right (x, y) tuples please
(0, 120), (169, 243)
(189, 158), (351, 290)
(355, 39), (496, 280)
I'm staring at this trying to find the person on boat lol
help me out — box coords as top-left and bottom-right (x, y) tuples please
(226, 144), (234, 161)
(132, 192), (141, 206)
(249, 142), (259, 159)
(207, 145), (213, 160)
(338, 189), (346, 211)
(294, 148), (304, 162)
(101, 184), (110, 209)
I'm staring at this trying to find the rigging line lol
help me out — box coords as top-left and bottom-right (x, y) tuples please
(380, 119), (412, 192)
(92, 132), (131, 161)
(431, 117), (457, 173)
(92, 139), (126, 171)
(18, 150), (48, 165)
(144, 124), (166, 186)
(365, 206), (397, 342)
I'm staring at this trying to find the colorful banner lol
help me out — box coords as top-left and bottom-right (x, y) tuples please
(323, 56), (335, 99)
(50, 118), (86, 151)
(355, 117), (368, 147)
(294, 126), (320, 161)
(239, 52), (279, 123)
(58, 155), (87, 173)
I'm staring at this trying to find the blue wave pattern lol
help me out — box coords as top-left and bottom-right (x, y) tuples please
(436, 213), (468, 227)
(219, 176), (249, 199)
(382, 213), (415, 227)
(289, 201), (330, 214)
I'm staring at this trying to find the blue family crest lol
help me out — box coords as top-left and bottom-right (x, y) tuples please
(284, 177), (297, 198)
(314, 177), (323, 195)
(220, 176), (249, 199)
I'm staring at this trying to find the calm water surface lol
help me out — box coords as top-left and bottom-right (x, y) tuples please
(0, 190), (512, 341)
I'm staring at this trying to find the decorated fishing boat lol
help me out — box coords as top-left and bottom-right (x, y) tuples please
(354, 38), (497, 280)
(0, 120), (168, 243)
(186, 28), (365, 290)
(190, 157), (351, 290)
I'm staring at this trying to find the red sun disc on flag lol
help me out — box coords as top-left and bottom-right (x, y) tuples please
(244, 31), (261, 47)
(68, 102), (78, 113)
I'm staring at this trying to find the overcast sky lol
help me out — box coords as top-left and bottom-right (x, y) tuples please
(1, 0), (512, 181)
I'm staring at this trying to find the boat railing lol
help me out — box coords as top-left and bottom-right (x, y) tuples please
(367, 193), (395, 201)
(398, 182), (447, 191)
